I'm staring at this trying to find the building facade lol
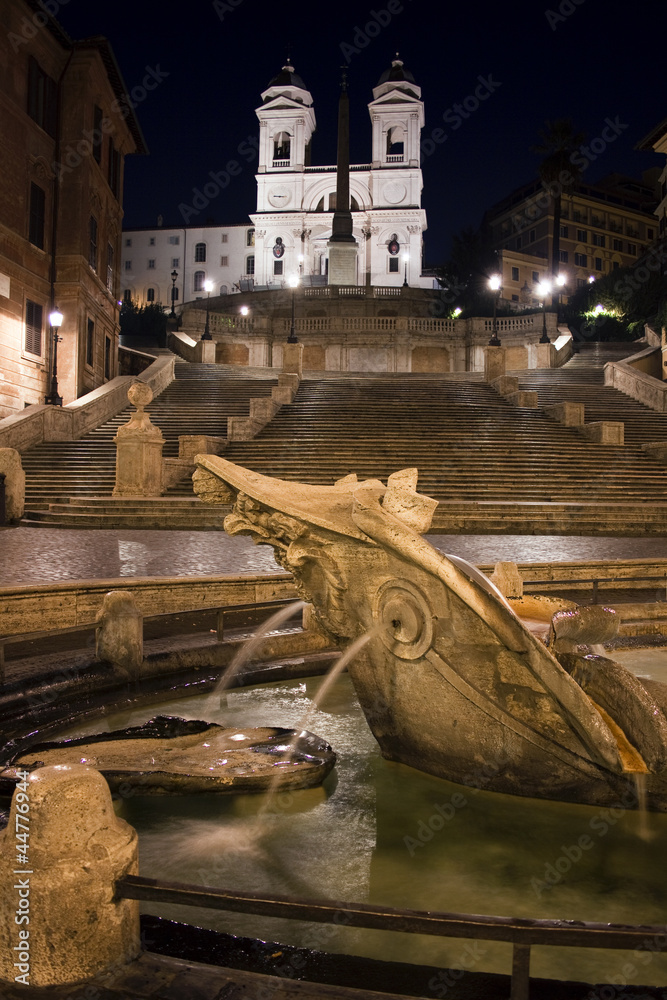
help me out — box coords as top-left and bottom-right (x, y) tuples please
(121, 222), (256, 309)
(484, 172), (660, 305)
(250, 58), (429, 289)
(0, 0), (145, 417)
(638, 117), (667, 239)
(120, 57), (431, 307)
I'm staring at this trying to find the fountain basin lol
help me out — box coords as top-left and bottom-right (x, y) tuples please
(0, 715), (336, 795)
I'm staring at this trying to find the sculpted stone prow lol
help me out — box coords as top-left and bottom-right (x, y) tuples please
(193, 455), (667, 810)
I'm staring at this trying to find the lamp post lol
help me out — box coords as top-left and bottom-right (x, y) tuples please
(44, 308), (64, 406)
(488, 274), (502, 346)
(170, 270), (178, 317)
(287, 274), (299, 343)
(201, 279), (213, 340)
(403, 252), (409, 287)
(537, 278), (552, 343)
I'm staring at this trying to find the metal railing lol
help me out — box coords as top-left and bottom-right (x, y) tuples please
(525, 574), (667, 604)
(116, 874), (667, 1000)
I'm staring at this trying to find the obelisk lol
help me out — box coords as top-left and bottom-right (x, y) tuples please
(327, 69), (358, 286)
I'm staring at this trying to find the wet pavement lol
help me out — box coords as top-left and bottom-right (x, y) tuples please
(1, 527), (666, 585)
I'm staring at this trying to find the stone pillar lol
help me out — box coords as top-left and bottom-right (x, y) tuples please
(96, 591), (143, 675)
(0, 448), (25, 521)
(0, 764), (140, 987)
(282, 341), (304, 377)
(113, 382), (165, 497)
(195, 339), (216, 363)
(536, 342), (555, 369)
(489, 561), (524, 598)
(483, 345), (506, 382)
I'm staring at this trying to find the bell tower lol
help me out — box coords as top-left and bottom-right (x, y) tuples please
(256, 61), (316, 175)
(368, 56), (424, 169)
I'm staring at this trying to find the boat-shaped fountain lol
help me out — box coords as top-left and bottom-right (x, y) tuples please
(192, 455), (667, 811)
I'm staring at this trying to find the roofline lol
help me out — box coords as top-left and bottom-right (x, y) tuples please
(122, 222), (255, 232)
(22, 1), (148, 156)
(73, 37), (148, 156)
(637, 116), (667, 152)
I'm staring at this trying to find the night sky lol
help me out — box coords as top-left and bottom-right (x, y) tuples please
(55, 0), (666, 266)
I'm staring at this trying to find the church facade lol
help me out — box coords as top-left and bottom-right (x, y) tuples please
(250, 58), (429, 289)
(121, 57), (432, 306)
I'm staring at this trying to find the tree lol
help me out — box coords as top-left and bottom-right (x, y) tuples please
(532, 119), (585, 305)
(119, 300), (167, 345)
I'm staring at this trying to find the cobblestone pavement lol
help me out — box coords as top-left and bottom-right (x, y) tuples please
(1, 527), (666, 585)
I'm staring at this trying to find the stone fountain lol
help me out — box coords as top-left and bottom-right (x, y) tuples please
(193, 455), (667, 811)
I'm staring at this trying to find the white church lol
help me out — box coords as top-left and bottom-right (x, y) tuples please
(121, 57), (432, 305)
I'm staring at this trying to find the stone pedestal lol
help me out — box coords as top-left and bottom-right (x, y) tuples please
(483, 346), (506, 382)
(96, 591), (143, 675)
(195, 339), (216, 363)
(536, 342), (555, 369)
(0, 448), (25, 521)
(113, 382), (165, 497)
(327, 242), (358, 286)
(0, 765), (140, 987)
(282, 341), (304, 377)
(544, 401), (585, 426)
(581, 421), (624, 445)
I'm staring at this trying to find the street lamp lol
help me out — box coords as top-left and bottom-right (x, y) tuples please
(287, 274), (299, 343)
(201, 279), (213, 340)
(44, 308), (64, 405)
(403, 252), (409, 287)
(488, 274), (502, 346)
(536, 278), (552, 343)
(170, 270), (178, 317)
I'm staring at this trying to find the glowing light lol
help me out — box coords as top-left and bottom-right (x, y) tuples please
(240, 306), (249, 316)
(49, 309), (63, 328)
(488, 274), (501, 291)
(594, 303), (604, 314)
(536, 279), (551, 299)
(453, 307), (462, 316)
(288, 274), (299, 288)
(555, 273), (566, 287)
(204, 279), (214, 293)
(588, 275), (595, 284)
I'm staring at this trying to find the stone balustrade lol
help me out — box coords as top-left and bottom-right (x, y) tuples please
(0, 355), (175, 453)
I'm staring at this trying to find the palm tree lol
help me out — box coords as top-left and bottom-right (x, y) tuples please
(532, 119), (585, 306)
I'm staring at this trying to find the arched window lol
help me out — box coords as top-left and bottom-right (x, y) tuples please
(273, 132), (291, 161)
(386, 126), (405, 160)
(246, 228), (255, 247)
(194, 270), (205, 292)
(219, 285), (228, 296)
(146, 288), (155, 302)
(194, 242), (206, 263)
(245, 256), (255, 275)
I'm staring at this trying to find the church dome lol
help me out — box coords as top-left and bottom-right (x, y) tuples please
(377, 57), (416, 87)
(267, 62), (307, 92)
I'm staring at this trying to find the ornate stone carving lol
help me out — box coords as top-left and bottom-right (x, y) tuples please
(192, 455), (667, 810)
